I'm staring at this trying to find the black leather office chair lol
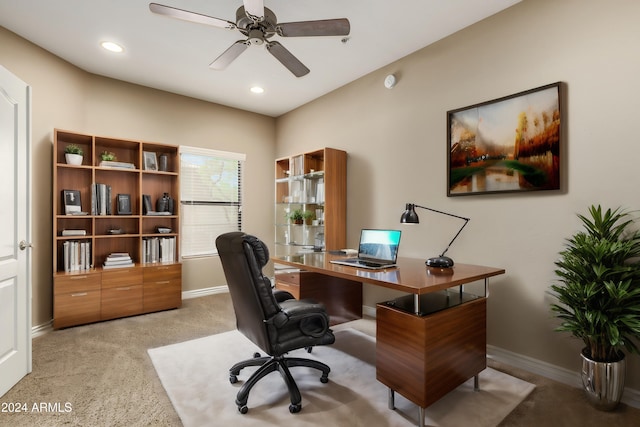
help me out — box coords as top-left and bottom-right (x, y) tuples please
(215, 232), (335, 414)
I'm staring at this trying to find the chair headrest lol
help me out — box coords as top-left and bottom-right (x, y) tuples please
(243, 234), (270, 268)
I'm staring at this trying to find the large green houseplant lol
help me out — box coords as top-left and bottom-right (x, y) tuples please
(550, 205), (640, 409)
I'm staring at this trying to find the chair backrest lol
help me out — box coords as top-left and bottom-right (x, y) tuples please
(215, 232), (281, 353)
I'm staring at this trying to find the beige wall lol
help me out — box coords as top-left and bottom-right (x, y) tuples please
(0, 26), (276, 328)
(276, 0), (640, 389)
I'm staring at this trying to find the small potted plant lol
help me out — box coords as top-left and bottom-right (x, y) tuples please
(287, 209), (313, 225)
(64, 144), (84, 165)
(100, 151), (117, 161)
(550, 205), (640, 410)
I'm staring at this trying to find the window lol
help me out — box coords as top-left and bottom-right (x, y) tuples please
(180, 146), (245, 257)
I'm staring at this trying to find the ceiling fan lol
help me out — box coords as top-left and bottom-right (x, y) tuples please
(149, 0), (350, 77)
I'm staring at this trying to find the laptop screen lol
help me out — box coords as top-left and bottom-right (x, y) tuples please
(358, 229), (402, 263)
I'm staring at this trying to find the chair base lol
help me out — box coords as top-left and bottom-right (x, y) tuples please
(229, 352), (330, 414)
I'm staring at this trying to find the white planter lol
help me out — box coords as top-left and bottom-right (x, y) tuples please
(65, 153), (83, 165)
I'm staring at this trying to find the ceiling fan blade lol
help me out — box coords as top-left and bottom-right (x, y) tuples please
(209, 41), (250, 70)
(266, 42), (310, 77)
(149, 3), (236, 29)
(243, 0), (265, 21)
(277, 18), (350, 37)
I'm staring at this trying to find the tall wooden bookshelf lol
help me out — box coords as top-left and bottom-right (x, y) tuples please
(273, 147), (347, 257)
(273, 148), (362, 325)
(52, 129), (181, 329)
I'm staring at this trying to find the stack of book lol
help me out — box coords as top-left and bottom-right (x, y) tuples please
(103, 252), (134, 269)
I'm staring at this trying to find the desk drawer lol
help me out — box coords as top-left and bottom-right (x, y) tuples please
(275, 270), (299, 286)
(275, 281), (300, 299)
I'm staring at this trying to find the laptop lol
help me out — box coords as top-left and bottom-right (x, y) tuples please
(330, 229), (402, 269)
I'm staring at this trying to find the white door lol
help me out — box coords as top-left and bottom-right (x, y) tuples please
(0, 66), (32, 397)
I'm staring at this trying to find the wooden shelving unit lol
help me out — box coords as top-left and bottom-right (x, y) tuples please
(52, 129), (181, 329)
(273, 147), (346, 257)
(273, 148), (360, 324)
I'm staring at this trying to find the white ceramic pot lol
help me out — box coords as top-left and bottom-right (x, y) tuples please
(65, 153), (83, 165)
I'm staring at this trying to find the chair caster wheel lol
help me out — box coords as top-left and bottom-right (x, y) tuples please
(229, 374), (238, 384)
(320, 375), (329, 384)
(238, 405), (248, 414)
(253, 352), (261, 358)
(289, 403), (301, 413)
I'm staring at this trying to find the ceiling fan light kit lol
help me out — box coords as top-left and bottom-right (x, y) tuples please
(149, 1), (350, 77)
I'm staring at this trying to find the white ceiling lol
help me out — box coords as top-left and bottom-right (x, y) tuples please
(0, 0), (521, 117)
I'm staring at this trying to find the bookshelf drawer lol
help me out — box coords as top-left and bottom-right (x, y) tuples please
(54, 272), (101, 295)
(143, 279), (182, 312)
(53, 289), (101, 329)
(101, 266), (143, 288)
(143, 263), (181, 282)
(101, 284), (143, 320)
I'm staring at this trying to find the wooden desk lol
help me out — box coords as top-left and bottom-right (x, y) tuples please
(273, 253), (505, 427)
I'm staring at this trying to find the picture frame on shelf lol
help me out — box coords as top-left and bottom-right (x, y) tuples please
(117, 194), (132, 215)
(447, 82), (562, 196)
(62, 189), (82, 215)
(143, 151), (158, 171)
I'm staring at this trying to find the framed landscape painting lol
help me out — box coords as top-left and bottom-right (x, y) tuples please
(447, 82), (562, 196)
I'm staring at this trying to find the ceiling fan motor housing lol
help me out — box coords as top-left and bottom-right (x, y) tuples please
(237, 6), (277, 43)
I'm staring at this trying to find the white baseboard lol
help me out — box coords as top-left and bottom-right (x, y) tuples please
(182, 285), (229, 300)
(487, 344), (640, 409)
(32, 320), (53, 338)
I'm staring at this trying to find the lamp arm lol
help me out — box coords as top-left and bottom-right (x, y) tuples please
(410, 204), (470, 257)
(439, 218), (469, 257)
(412, 204), (470, 222)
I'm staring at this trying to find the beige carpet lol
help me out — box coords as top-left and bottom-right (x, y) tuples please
(149, 324), (534, 427)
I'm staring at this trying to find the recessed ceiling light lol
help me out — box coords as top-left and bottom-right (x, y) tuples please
(250, 86), (264, 94)
(101, 41), (124, 53)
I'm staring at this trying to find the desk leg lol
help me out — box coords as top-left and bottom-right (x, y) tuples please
(474, 374), (480, 391)
(390, 387), (425, 427)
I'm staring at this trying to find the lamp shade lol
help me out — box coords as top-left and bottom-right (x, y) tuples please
(400, 204), (419, 224)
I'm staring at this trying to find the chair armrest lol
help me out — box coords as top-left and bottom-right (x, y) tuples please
(273, 289), (295, 302)
(275, 300), (330, 337)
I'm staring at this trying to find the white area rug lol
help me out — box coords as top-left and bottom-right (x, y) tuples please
(149, 324), (534, 426)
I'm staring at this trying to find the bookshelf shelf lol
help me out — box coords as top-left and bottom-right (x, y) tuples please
(52, 128), (182, 329)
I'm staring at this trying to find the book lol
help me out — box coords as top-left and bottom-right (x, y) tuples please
(142, 194), (153, 214)
(103, 252), (134, 268)
(63, 189), (82, 215)
(62, 229), (86, 236)
(63, 240), (91, 271)
(102, 262), (134, 269)
(94, 183), (112, 215)
(99, 160), (135, 169)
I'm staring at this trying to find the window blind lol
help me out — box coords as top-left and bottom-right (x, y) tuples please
(180, 146), (245, 257)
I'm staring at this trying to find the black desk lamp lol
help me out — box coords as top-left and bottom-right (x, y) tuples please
(400, 203), (470, 268)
